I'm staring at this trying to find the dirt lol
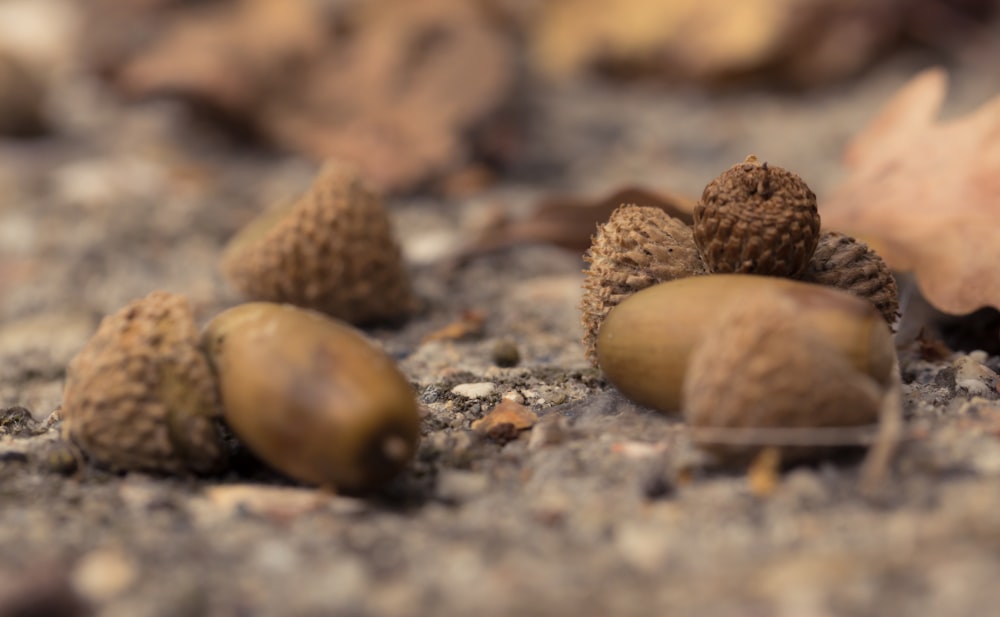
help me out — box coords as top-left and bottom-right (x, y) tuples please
(3, 25), (1000, 617)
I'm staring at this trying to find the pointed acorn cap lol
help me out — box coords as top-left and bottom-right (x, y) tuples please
(221, 161), (416, 325)
(693, 155), (820, 277)
(61, 291), (226, 473)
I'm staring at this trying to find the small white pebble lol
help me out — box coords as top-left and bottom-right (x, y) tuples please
(450, 382), (496, 399)
(954, 356), (998, 395)
(401, 230), (459, 265)
(71, 549), (138, 602)
(252, 540), (299, 573)
(501, 390), (525, 404)
(969, 350), (989, 363)
(436, 470), (489, 502)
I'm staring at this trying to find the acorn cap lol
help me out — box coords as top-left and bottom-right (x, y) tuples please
(580, 204), (706, 365)
(693, 155), (820, 277)
(800, 231), (900, 328)
(61, 291), (225, 473)
(682, 292), (887, 463)
(221, 161), (416, 326)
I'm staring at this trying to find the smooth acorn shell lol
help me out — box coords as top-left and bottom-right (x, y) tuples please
(596, 275), (894, 413)
(202, 303), (420, 491)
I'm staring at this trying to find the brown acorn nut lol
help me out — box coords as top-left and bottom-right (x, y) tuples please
(201, 302), (420, 492)
(596, 275), (894, 414)
(801, 231), (900, 327)
(682, 292), (892, 463)
(61, 291), (226, 473)
(220, 161), (416, 326)
(580, 204), (706, 365)
(693, 155), (820, 277)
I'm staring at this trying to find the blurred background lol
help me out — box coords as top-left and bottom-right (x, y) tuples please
(0, 0), (999, 323)
(1, 0), (998, 189)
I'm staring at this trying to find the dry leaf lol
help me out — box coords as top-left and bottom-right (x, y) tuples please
(268, 0), (515, 192)
(421, 309), (488, 343)
(94, 0), (517, 193)
(459, 186), (694, 261)
(118, 0), (326, 116)
(821, 68), (1000, 315)
(531, 0), (901, 85)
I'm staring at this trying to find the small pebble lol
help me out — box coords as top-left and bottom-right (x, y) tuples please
(252, 540), (300, 573)
(436, 469), (489, 503)
(615, 522), (672, 573)
(71, 549), (137, 602)
(451, 382), (496, 399)
(491, 338), (521, 367)
(471, 400), (537, 433)
(954, 356), (998, 396)
(501, 390), (525, 404)
(42, 444), (79, 475)
(527, 414), (573, 450)
(0, 406), (35, 436)
(639, 462), (676, 501)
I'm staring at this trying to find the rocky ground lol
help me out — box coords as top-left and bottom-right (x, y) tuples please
(3, 26), (1000, 617)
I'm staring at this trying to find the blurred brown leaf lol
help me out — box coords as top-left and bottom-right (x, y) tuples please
(266, 0), (516, 192)
(821, 68), (1000, 315)
(459, 186), (694, 260)
(119, 0), (326, 116)
(100, 0), (516, 193)
(530, 0), (902, 85)
(421, 309), (488, 343)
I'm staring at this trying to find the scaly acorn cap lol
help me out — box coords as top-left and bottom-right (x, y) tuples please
(682, 292), (888, 463)
(693, 155), (820, 277)
(800, 231), (900, 328)
(61, 291), (226, 474)
(221, 161), (416, 326)
(580, 204), (706, 365)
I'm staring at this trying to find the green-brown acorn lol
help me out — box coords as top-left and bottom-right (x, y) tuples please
(596, 275), (894, 414)
(202, 302), (420, 492)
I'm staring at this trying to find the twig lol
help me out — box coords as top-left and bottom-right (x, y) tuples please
(859, 354), (904, 498)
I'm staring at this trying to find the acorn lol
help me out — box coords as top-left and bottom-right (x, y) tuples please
(220, 161), (416, 326)
(201, 302), (421, 492)
(693, 155), (820, 277)
(800, 231), (900, 327)
(682, 290), (891, 462)
(61, 291), (226, 474)
(596, 275), (894, 414)
(580, 204), (706, 364)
